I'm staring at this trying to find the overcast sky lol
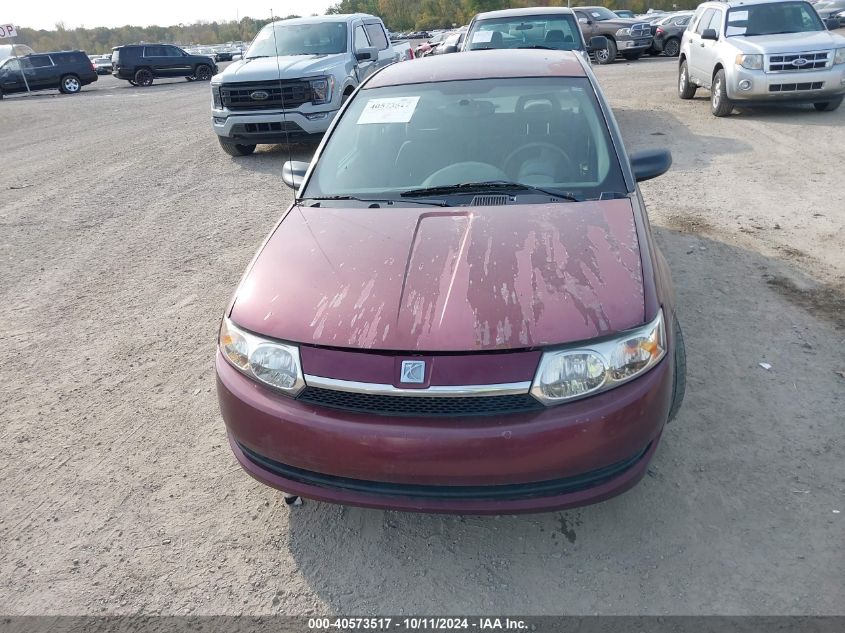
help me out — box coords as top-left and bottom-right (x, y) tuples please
(8, 0), (337, 30)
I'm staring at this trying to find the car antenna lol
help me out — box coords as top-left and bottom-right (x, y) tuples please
(270, 8), (300, 205)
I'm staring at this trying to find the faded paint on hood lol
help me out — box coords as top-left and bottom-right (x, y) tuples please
(231, 200), (644, 352)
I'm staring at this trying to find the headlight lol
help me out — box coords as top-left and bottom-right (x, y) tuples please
(835, 48), (845, 65)
(309, 76), (334, 105)
(219, 318), (305, 396)
(616, 28), (632, 36)
(211, 83), (222, 109)
(530, 310), (666, 406)
(735, 54), (763, 70)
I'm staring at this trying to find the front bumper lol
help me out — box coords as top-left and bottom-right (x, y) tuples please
(618, 38), (653, 53)
(216, 349), (673, 514)
(212, 108), (337, 144)
(727, 65), (845, 102)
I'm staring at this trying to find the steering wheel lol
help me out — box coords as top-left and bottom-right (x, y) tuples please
(503, 142), (577, 183)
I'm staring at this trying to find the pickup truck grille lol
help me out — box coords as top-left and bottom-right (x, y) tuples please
(767, 51), (831, 73)
(629, 23), (651, 38)
(221, 80), (312, 110)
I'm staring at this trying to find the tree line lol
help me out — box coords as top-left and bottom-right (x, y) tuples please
(13, 1), (701, 55)
(328, 0), (700, 30)
(11, 16), (299, 55)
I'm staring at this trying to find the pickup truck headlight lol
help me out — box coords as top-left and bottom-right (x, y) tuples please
(616, 28), (632, 36)
(834, 48), (845, 65)
(211, 83), (222, 109)
(219, 318), (305, 396)
(309, 76), (334, 105)
(735, 54), (763, 70)
(530, 310), (666, 406)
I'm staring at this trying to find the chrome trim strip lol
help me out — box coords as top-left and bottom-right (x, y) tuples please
(303, 375), (531, 398)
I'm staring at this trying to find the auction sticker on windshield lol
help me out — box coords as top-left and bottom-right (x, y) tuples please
(471, 30), (494, 43)
(357, 96), (420, 124)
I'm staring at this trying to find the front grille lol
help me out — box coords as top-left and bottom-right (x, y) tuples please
(297, 386), (544, 417)
(769, 82), (824, 92)
(630, 23), (651, 38)
(231, 121), (304, 135)
(221, 80), (311, 110)
(767, 51), (830, 73)
(238, 441), (652, 501)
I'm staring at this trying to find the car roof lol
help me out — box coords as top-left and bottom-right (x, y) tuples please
(701, 0), (812, 7)
(366, 49), (587, 89)
(475, 6), (576, 19)
(269, 13), (375, 25)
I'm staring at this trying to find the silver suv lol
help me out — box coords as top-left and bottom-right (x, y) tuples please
(678, 0), (845, 115)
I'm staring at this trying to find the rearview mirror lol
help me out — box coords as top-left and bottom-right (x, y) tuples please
(282, 161), (310, 190)
(588, 36), (609, 52)
(356, 47), (378, 62)
(630, 149), (672, 182)
(701, 28), (718, 41)
(232, 53), (242, 61)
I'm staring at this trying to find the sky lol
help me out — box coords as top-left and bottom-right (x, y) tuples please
(7, 0), (338, 31)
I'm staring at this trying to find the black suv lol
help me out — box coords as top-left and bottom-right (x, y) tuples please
(0, 51), (97, 99)
(111, 44), (217, 86)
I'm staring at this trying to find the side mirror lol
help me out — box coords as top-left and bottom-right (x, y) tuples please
(701, 28), (718, 41)
(232, 53), (242, 61)
(824, 17), (840, 30)
(630, 149), (672, 183)
(588, 36), (609, 52)
(356, 47), (378, 62)
(444, 45), (458, 54)
(282, 160), (310, 190)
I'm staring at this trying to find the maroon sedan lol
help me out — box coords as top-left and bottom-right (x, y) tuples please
(216, 50), (686, 514)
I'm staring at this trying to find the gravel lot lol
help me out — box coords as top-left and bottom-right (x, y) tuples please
(1, 59), (843, 616)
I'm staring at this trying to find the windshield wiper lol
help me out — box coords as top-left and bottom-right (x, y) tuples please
(400, 181), (582, 202)
(244, 55), (270, 59)
(304, 195), (449, 207)
(517, 45), (558, 50)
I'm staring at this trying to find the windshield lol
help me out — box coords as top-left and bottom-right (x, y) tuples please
(726, 2), (824, 35)
(302, 77), (625, 204)
(246, 21), (348, 58)
(582, 7), (620, 21)
(467, 14), (583, 51)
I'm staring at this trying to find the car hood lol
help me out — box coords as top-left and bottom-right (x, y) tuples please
(598, 18), (648, 28)
(731, 30), (845, 53)
(219, 54), (347, 82)
(230, 200), (645, 353)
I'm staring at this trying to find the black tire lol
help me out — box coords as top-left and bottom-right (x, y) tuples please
(59, 74), (81, 94)
(595, 38), (617, 65)
(128, 80), (138, 86)
(0, 87), (4, 100)
(678, 60), (696, 99)
(814, 96), (843, 111)
(133, 68), (154, 87)
(663, 38), (680, 57)
(218, 139), (256, 156)
(668, 317), (687, 423)
(185, 76), (195, 82)
(622, 51), (642, 61)
(194, 64), (212, 81)
(710, 69), (733, 117)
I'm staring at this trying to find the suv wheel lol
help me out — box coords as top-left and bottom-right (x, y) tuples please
(678, 61), (696, 99)
(710, 69), (733, 117)
(595, 39), (617, 65)
(134, 68), (154, 87)
(219, 139), (257, 157)
(814, 96), (843, 112)
(195, 65), (213, 81)
(59, 75), (81, 94)
(663, 38), (681, 57)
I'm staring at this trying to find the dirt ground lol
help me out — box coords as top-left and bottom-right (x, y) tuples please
(0, 58), (843, 616)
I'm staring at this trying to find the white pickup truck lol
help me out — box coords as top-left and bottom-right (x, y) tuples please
(211, 13), (399, 156)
